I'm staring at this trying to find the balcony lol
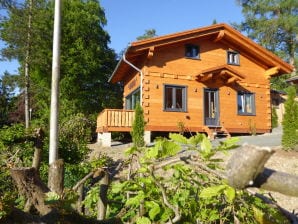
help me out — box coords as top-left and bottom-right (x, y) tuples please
(96, 109), (135, 132)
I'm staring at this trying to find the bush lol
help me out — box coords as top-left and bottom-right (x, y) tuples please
(271, 106), (278, 128)
(59, 113), (92, 163)
(130, 103), (146, 149)
(282, 86), (298, 150)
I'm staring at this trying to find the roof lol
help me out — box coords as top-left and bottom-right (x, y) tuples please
(109, 23), (294, 83)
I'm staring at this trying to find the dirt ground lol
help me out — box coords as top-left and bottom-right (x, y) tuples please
(88, 141), (298, 213)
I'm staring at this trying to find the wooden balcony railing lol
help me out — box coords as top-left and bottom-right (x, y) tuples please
(96, 109), (135, 132)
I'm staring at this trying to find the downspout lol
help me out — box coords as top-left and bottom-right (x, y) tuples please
(122, 53), (143, 106)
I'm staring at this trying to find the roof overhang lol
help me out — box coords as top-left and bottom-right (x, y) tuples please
(109, 23), (294, 83)
(197, 65), (246, 84)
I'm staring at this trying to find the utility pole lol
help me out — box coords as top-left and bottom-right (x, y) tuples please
(49, 0), (61, 164)
(48, 0), (63, 194)
(24, 0), (32, 129)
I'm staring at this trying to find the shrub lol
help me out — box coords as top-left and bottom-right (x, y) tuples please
(130, 103), (146, 149)
(59, 113), (92, 163)
(271, 106), (278, 128)
(282, 86), (298, 150)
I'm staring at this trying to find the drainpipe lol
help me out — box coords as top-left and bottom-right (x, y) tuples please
(123, 53), (143, 106)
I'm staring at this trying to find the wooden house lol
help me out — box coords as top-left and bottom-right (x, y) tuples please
(96, 23), (293, 146)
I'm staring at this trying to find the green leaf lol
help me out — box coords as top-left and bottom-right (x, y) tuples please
(224, 185), (236, 203)
(199, 136), (214, 159)
(136, 217), (151, 224)
(147, 201), (161, 220)
(169, 133), (188, 144)
(160, 140), (181, 157)
(125, 191), (145, 207)
(200, 185), (226, 199)
(200, 135), (212, 152)
(188, 133), (204, 146)
(145, 144), (159, 159)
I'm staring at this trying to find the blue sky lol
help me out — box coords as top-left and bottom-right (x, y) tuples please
(0, 0), (244, 77)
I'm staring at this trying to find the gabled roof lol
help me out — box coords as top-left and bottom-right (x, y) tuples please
(109, 23), (294, 83)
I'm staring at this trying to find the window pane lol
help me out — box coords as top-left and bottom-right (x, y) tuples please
(185, 45), (199, 58)
(228, 51), (239, 65)
(245, 94), (252, 113)
(237, 94), (244, 113)
(176, 88), (183, 109)
(164, 85), (186, 111)
(237, 92), (254, 115)
(165, 87), (173, 109)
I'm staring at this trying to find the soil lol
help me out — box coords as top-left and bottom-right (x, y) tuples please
(88, 136), (298, 213)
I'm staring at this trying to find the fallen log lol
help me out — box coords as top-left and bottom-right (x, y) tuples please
(226, 144), (298, 197)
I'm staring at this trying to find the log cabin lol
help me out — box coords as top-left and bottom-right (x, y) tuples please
(96, 23), (293, 146)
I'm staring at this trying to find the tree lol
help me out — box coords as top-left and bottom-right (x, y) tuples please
(0, 77), (9, 127)
(136, 29), (157, 40)
(1, 0), (122, 125)
(0, 72), (19, 126)
(282, 86), (298, 149)
(235, 0), (298, 89)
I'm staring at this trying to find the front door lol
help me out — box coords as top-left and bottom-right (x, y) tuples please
(204, 89), (219, 126)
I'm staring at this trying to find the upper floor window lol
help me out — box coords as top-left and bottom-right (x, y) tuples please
(237, 92), (255, 115)
(164, 85), (187, 112)
(227, 51), (240, 65)
(185, 44), (200, 59)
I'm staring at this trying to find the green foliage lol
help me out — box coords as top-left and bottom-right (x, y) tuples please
(59, 113), (92, 163)
(0, 124), (39, 197)
(282, 86), (298, 150)
(271, 106), (279, 128)
(234, 0), (297, 90)
(131, 103), (146, 149)
(0, 0), (122, 125)
(136, 29), (157, 40)
(108, 134), (285, 223)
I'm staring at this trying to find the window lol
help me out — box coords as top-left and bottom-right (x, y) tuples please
(185, 44), (200, 59)
(126, 88), (140, 110)
(164, 85), (187, 112)
(237, 92), (255, 115)
(227, 51), (240, 65)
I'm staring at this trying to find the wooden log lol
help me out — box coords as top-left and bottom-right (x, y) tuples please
(10, 167), (52, 215)
(226, 144), (274, 189)
(226, 144), (298, 197)
(254, 168), (298, 197)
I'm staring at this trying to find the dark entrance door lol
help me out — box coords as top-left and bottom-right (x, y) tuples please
(204, 89), (219, 126)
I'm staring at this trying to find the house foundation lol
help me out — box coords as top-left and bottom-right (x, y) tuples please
(97, 132), (111, 147)
(144, 131), (151, 145)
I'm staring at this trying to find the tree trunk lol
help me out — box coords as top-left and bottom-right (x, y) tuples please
(10, 167), (52, 215)
(48, 159), (64, 195)
(97, 171), (109, 220)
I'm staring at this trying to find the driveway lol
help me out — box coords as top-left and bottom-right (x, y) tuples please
(236, 126), (282, 147)
(214, 126), (283, 148)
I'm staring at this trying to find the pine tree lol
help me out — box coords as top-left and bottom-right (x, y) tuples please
(282, 86), (298, 150)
